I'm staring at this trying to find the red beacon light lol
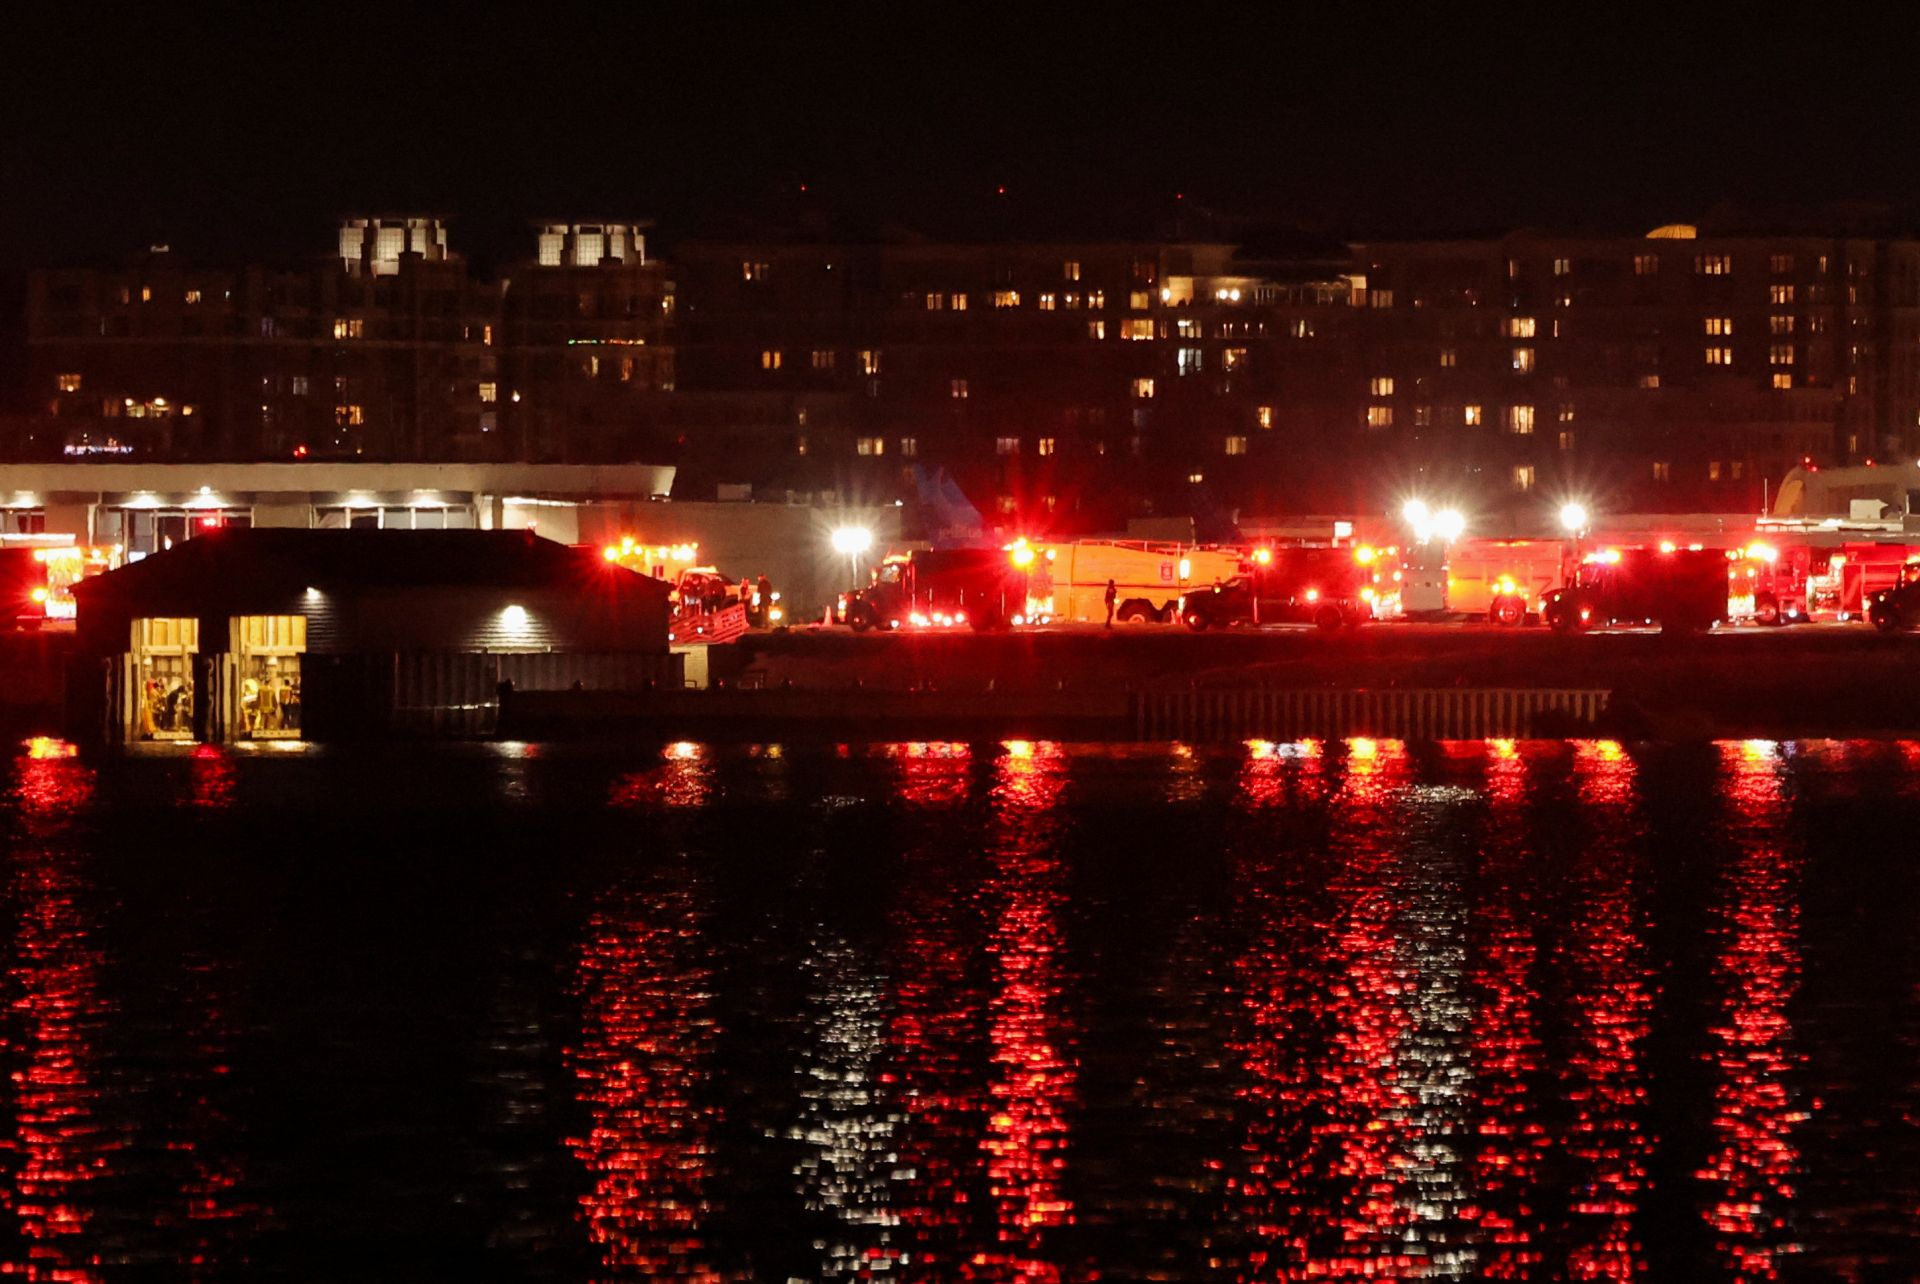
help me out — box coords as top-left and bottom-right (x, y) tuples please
(1352, 545), (1376, 565)
(1253, 547), (1274, 565)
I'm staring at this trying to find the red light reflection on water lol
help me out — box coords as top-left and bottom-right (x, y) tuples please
(4, 744), (117, 1283)
(188, 745), (235, 811)
(1695, 742), (1805, 1281)
(971, 740), (1076, 1280)
(1560, 741), (1653, 1281)
(887, 742), (973, 808)
(565, 879), (721, 1279)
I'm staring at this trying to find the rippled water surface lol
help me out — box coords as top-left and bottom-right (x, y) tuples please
(3, 737), (1919, 1280)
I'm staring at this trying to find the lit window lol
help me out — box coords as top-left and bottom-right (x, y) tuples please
(925, 293), (945, 310)
(1439, 347), (1457, 368)
(479, 381), (497, 402)
(761, 349), (782, 369)
(1770, 315), (1795, 335)
(1770, 254), (1794, 274)
(1634, 254), (1659, 275)
(335, 404), (364, 426)
(951, 293), (968, 311)
(811, 349), (836, 370)
(1367, 406), (1394, 428)
(1770, 284), (1795, 305)
(184, 289), (201, 305)
(742, 261), (768, 281)
(950, 378), (969, 399)
(1639, 374), (1661, 389)
(56, 373), (81, 393)
(1733, 461), (1745, 479)
(1187, 471), (1205, 485)
(996, 436), (1020, 456)
(1695, 254), (1732, 275)
(859, 350), (881, 375)
(1369, 289), (1394, 308)
(1121, 318), (1153, 340)
(1290, 319), (1314, 339)
(1088, 290), (1105, 308)
(1369, 376), (1394, 396)
(900, 436), (918, 457)
(1257, 405), (1273, 429)
(1222, 347), (1246, 370)
(333, 318), (364, 339)
(1506, 317), (1537, 338)
(1770, 344), (1795, 365)
(1512, 464), (1536, 490)
(1464, 404), (1483, 426)
(796, 435), (808, 456)
(1177, 348), (1203, 375)
(1132, 377), (1155, 399)
(1653, 461), (1672, 481)
(1558, 403), (1575, 422)
(140, 285), (152, 302)
(1705, 316), (1733, 335)
(291, 376), (309, 396)
(1129, 290), (1151, 310)
(1552, 258), (1571, 276)
(1705, 347), (1733, 365)
(1038, 293), (1057, 311)
(1413, 405), (1432, 427)
(1224, 434), (1248, 456)
(1508, 405), (1535, 434)
(1064, 260), (1081, 281)
(1709, 460), (1723, 481)
(1559, 429), (1576, 451)
(856, 436), (885, 456)
(1088, 320), (1106, 340)
(1037, 437), (1056, 456)
(1511, 347), (1535, 372)
(1772, 372), (1793, 389)
(993, 290), (1020, 308)
(482, 325), (493, 345)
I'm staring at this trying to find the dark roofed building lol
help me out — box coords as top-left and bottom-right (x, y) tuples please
(73, 528), (674, 742)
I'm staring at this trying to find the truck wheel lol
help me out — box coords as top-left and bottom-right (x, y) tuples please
(1544, 601), (1582, 634)
(1490, 596), (1525, 627)
(847, 603), (877, 633)
(1117, 600), (1156, 625)
(1313, 604), (1344, 632)
(1183, 609), (1210, 632)
(1871, 602), (1902, 632)
(1754, 592), (1782, 626)
(970, 608), (1004, 632)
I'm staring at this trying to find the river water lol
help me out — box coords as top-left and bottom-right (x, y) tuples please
(1, 737), (1917, 1281)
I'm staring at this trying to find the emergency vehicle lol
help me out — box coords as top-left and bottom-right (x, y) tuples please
(840, 548), (1029, 632)
(1444, 538), (1570, 625)
(1725, 542), (1813, 625)
(1036, 539), (1244, 624)
(1867, 560), (1920, 631)
(1179, 545), (1373, 631)
(0, 542), (116, 628)
(1542, 546), (1728, 633)
(599, 538), (785, 628)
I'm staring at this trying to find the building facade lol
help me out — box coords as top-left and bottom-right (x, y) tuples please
(20, 217), (1920, 531)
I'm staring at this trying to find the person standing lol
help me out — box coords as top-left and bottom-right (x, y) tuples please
(1103, 578), (1118, 628)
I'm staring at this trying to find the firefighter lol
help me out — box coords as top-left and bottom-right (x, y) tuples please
(1104, 578), (1118, 628)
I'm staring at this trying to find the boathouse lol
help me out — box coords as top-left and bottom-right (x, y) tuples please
(71, 527), (676, 742)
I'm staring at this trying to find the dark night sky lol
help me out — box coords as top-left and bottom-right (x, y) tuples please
(4, 5), (1917, 270)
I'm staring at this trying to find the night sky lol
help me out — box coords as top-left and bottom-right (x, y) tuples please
(3, 3), (1916, 389)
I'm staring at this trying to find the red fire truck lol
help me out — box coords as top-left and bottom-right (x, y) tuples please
(839, 548), (1030, 632)
(1542, 546), (1729, 633)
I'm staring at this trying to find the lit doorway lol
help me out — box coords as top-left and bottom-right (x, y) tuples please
(132, 617), (198, 740)
(233, 615), (306, 739)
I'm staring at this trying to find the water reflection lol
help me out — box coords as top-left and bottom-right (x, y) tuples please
(1697, 741), (1806, 1280)
(566, 870), (721, 1279)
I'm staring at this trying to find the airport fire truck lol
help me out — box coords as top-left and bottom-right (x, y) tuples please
(1444, 538), (1571, 625)
(839, 548), (1029, 632)
(1036, 539), (1245, 624)
(1541, 545), (1729, 633)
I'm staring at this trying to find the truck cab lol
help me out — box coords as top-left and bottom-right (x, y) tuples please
(1179, 547), (1369, 632)
(1542, 546), (1727, 633)
(841, 549), (1028, 632)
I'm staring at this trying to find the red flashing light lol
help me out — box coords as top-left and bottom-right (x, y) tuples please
(200, 516), (219, 529)
(293, 444), (309, 458)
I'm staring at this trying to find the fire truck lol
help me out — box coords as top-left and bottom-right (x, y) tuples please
(1867, 561), (1920, 630)
(840, 548), (1029, 632)
(0, 543), (115, 629)
(1444, 538), (1571, 625)
(1036, 539), (1245, 624)
(1725, 542), (1815, 625)
(1178, 545), (1373, 631)
(1541, 546), (1729, 633)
